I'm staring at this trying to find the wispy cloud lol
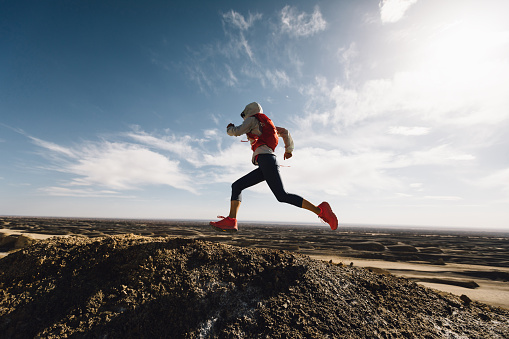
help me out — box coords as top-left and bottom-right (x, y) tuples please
(223, 64), (238, 87)
(337, 42), (359, 82)
(26, 126), (258, 198)
(29, 136), (198, 195)
(182, 6), (328, 92)
(126, 130), (196, 160)
(265, 69), (290, 88)
(300, 61), (509, 130)
(379, 0), (418, 24)
(280, 5), (327, 37)
(479, 167), (509, 192)
(29, 136), (77, 158)
(423, 195), (462, 201)
(388, 126), (430, 136)
(279, 147), (403, 197)
(67, 142), (195, 192)
(221, 10), (262, 31)
(39, 187), (134, 198)
(220, 10), (262, 62)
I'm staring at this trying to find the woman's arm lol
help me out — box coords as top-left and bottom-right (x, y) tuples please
(276, 127), (294, 154)
(227, 116), (257, 136)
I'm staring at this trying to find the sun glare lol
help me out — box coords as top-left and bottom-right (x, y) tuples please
(400, 6), (509, 124)
(427, 21), (506, 72)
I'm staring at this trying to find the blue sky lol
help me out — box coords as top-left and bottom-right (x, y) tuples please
(1, 0), (508, 229)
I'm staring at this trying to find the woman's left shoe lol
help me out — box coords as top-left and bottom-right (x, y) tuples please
(317, 202), (338, 230)
(210, 216), (238, 233)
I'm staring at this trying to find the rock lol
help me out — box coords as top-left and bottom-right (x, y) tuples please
(387, 244), (418, 252)
(432, 258), (446, 265)
(0, 235), (18, 250)
(14, 235), (37, 249)
(419, 247), (443, 254)
(461, 294), (472, 305)
(347, 242), (386, 251)
(463, 281), (480, 289)
(0, 233), (18, 247)
(366, 267), (391, 276)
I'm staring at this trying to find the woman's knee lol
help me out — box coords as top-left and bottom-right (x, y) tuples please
(274, 192), (290, 204)
(231, 182), (242, 200)
(275, 193), (303, 207)
(231, 181), (239, 191)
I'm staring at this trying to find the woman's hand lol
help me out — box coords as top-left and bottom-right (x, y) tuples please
(284, 152), (292, 160)
(227, 123), (234, 129)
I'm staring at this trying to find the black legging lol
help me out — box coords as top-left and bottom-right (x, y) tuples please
(231, 154), (303, 207)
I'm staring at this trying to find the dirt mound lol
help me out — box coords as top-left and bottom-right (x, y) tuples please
(0, 235), (508, 338)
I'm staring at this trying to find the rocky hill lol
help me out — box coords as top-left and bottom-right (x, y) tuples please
(0, 235), (508, 338)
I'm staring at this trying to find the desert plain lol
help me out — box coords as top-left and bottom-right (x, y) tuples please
(1, 216), (508, 310)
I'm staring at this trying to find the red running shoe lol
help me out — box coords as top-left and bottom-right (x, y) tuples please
(318, 202), (338, 230)
(210, 216), (238, 233)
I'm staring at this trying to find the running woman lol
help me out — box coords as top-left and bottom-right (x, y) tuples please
(210, 102), (338, 232)
(210, 102), (338, 233)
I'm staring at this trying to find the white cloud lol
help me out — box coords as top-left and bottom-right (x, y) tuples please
(302, 59), (509, 129)
(221, 10), (262, 31)
(391, 144), (475, 168)
(479, 167), (509, 192)
(184, 6), (326, 92)
(27, 126), (263, 199)
(265, 69), (290, 88)
(210, 115), (220, 126)
(224, 64), (238, 87)
(282, 147), (403, 197)
(338, 42), (359, 81)
(29, 136), (77, 158)
(203, 129), (219, 138)
(67, 143), (195, 192)
(220, 10), (261, 62)
(407, 183), (425, 194)
(423, 195), (462, 201)
(280, 5), (327, 37)
(186, 64), (214, 94)
(30, 137), (197, 195)
(388, 126), (430, 136)
(126, 131), (196, 160)
(379, 0), (418, 24)
(39, 187), (133, 198)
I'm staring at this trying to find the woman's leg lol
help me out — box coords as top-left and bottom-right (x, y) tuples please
(228, 200), (241, 219)
(257, 154), (322, 214)
(257, 154), (305, 208)
(301, 199), (321, 215)
(257, 154), (338, 229)
(229, 167), (265, 218)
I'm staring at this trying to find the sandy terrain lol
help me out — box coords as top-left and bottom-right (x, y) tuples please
(310, 254), (509, 309)
(1, 216), (508, 310)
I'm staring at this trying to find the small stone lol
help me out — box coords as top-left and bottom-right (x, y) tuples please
(460, 294), (472, 305)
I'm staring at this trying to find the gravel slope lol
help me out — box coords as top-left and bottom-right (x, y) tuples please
(0, 235), (508, 338)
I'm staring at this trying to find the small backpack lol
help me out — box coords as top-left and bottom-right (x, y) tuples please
(246, 113), (279, 152)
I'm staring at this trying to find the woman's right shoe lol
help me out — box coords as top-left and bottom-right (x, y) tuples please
(210, 216), (238, 233)
(317, 202), (338, 230)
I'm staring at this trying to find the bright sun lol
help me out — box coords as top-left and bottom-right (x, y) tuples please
(405, 6), (509, 124)
(425, 20), (507, 75)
